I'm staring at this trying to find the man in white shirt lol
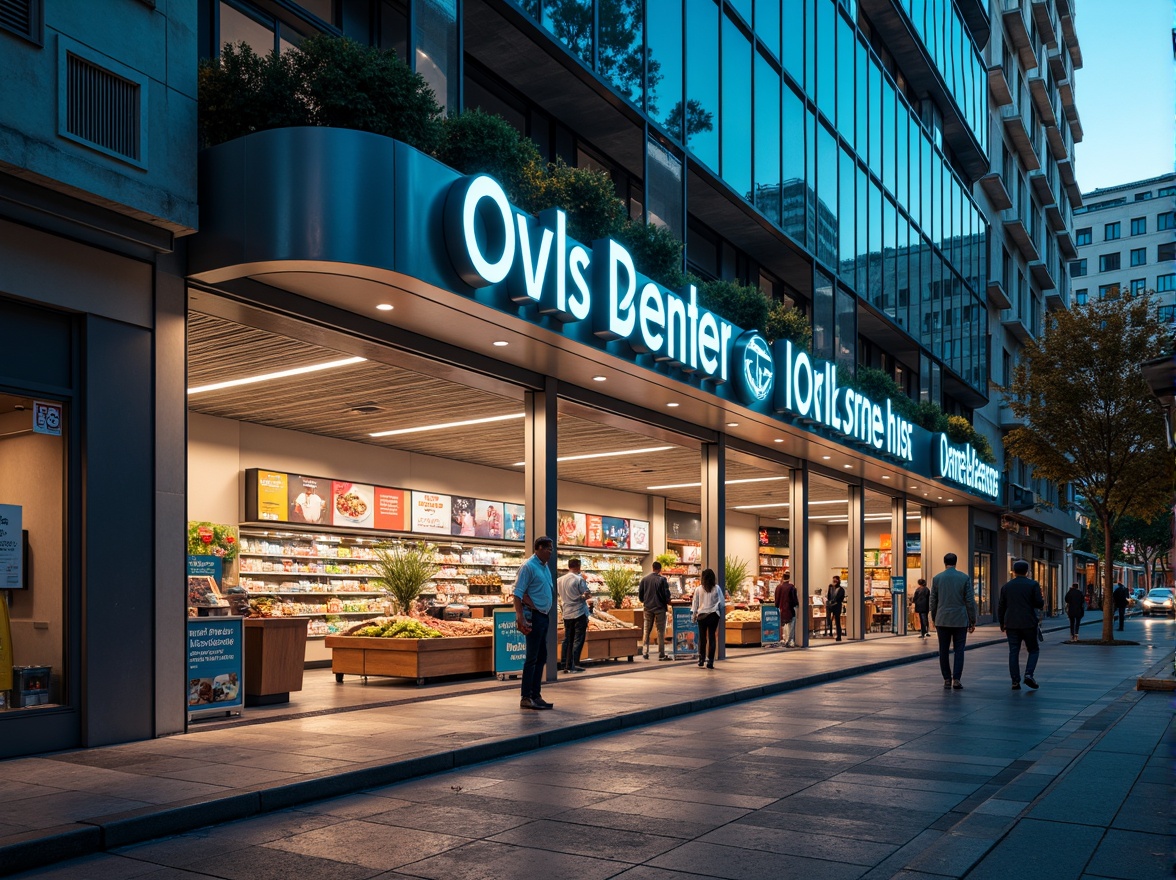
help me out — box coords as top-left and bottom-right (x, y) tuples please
(294, 486), (324, 523)
(558, 558), (591, 673)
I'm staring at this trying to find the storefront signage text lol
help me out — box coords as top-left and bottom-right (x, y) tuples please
(934, 434), (1001, 500)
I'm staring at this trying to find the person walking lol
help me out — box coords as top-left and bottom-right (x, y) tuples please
(826, 575), (846, 642)
(692, 567), (724, 669)
(912, 578), (931, 638)
(774, 571), (799, 648)
(998, 559), (1045, 690)
(512, 536), (555, 710)
(1064, 582), (1085, 642)
(557, 558), (591, 673)
(639, 561), (672, 660)
(930, 553), (976, 689)
(1112, 582), (1129, 632)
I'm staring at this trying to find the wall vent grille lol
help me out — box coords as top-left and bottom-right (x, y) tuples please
(66, 52), (140, 161)
(0, 0), (40, 43)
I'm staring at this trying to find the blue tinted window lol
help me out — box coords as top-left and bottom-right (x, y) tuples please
(781, 84), (806, 242)
(836, 12), (854, 145)
(543, 0), (592, 67)
(855, 166), (868, 293)
(648, 137), (684, 237)
(647, 1), (684, 136)
(806, 107), (817, 249)
(729, 0), (752, 25)
(838, 147), (855, 279)
(817, 122), (838, 267)
(686, 0), (719, 168)
(855, 39), (868, 159)
(813, 270), (834, 359)
(881, 73), (895, 195)
(721, 12), (752, 198)
(756, 0), (781, 60)
(815, 0), (835, 121)
(835, 285), (855, 370)
(781, 0), (803, 86)
(754, 51), (781, 225)
(597, 0), (645, 106)
(868, 57), (881, 179)
(803, 0), (815, 97)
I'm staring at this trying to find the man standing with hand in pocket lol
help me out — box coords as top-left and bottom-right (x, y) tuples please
(999, 559), (1045, 691)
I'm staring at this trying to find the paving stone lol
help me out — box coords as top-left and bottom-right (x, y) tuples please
(488, 818), (680, 861)
(961, 817), (1103, 880)
(1085, 829), (1172, 880)
(262, 819), (465, 870)
(362, 803), (529, 838)
(183, 844), (381, 880)
(385, 838), (624, 880)
(647, 840), (864, 880)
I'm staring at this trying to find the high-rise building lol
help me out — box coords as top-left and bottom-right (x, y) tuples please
(1072, 173), (1176, 315)
(0, 0), (1084, 757)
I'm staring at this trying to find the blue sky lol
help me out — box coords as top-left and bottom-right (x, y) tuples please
(1073, 0), (1174, 193)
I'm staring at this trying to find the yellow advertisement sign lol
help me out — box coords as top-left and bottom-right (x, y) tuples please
(0, 597), (12, 691)
(256, 471), (288, 522)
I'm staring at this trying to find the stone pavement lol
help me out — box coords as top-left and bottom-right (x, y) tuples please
(1, 612), (1171, 879)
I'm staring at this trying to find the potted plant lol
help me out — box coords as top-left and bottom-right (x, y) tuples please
(724, 555), (750, 599)
(602, 564), (636, 608)
(370, 541), (439, 615)
(655, 551), (679, 570)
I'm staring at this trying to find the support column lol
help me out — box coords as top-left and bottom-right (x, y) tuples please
(524, 377), (559, 683)
(892, 496), (907, 635)
(790, 468), (809, 647)
(648, 495), (666, 572)
(701, 438), (726, 659)
(847, 483), (864, 641)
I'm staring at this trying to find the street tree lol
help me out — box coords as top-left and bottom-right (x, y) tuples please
(1119, 511), (1173, 590)
(1004, 291), (1174, 642)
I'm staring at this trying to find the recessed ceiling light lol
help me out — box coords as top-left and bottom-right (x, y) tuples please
(937, 496), (942, 500)
(666, 402), (679, 407)
(910, 486), (918, 490)
(376, 303), (394, 311)
(774, 438), (784, 443)
(188, 356), (366, 395)
(843, 464), (852, 469)
(822, 455), (831, 460)
(592, 375), (607, 382)
(947, 498), (954, 502)
(726, 422), (739, 427)
(370, 411), (524, 438)
(492, 340), (509, 347)
(881, 475), (890, 480)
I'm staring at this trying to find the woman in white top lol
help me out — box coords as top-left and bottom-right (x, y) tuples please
(692, 567), (725, 669)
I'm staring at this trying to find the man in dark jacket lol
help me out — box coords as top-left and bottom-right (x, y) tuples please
(774, 572), (799, 647)
(998, 559), (1045, 690)
(1112, 582), (1129, 631)
(826, 575), (846, 641)
(912, 579), (931, 638)
(639, 562), (672, 660)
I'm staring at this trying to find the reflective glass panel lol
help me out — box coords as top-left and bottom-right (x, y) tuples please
(721, 12), (752, 198)
(647, 0), (684, 136)
(543, 0), (593, 68)
(816, 0), (835, 122)
(415, 0), (457, 112)
(754, 51), (782, 226)
(756, 0), (781, 60)
(781, 0), (803, 85)
(813, 270), (834, 359)
(836, 11), (854, 145)
(597, 0), (646, 107)
(817, 122), (838, 267)
(219, 1), (275, 55)
(781, 84), (806, 242)
(686, 0), (720, 169)
(648, 137), (685, 237)
(838, 147), (855, 279)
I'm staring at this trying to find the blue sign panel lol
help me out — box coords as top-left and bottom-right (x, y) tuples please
(187, 555), (223, 588)
(671, 606), (698, 659)
(187, 617), (243, 717)
(761, 606), (781, 644)
(891, 575), (907, 594)
(493, 609), (526, 677)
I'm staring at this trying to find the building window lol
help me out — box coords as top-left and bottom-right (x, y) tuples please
(1158, 211), (1176, 231)
(1098, 283), (1119, 298)
(1134, 191), (1154, 201)
(1070, 258), (1087, 277)
(1075, 288), (1087, 305)
(1099, 253), (1120, 272)
(1075, 227), (1092, 246)
(1130, 247), (1147, 267)
(1158, 241), (1175, 263)
(1159, 186), (1176, 197)
(1130, 217), (1146, 235)
(1130, 278), (1146, 295)
(1104, 222), (1120, 240)
(1157, 274), (1176, 292)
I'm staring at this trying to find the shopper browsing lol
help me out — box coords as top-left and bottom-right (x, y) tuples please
(558, 558), (591, 673)
(639, 561), (672, 661)
(774, 572), (799, 648)
(930, 553), (976, 689)
(513, 536), (555, 710)
(692, 567), (725, 669)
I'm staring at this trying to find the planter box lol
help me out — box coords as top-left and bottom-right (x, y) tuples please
(607, 609), (644, 632)
(725, 619), (762, 646)
(244, 617), (309, 706)
(556, 626), (641, 663)
(326, 634), (492, 685)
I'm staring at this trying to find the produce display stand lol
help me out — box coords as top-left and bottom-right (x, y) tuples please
(326, 634), (493, 686)
(243, 617), (308, 705)
(724, 619), (763, 646)
(556, 626), (641, 664)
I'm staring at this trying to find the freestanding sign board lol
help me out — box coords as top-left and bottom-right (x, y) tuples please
(187, 617), (244, 719)
(493, 609), (526, 679)
(671, 606), (698, 660)
(760, 606), (781, 645)
(890, 576), (907, 635)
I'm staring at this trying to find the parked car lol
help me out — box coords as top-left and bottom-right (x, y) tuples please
(1140, 588), (1175, 616)
(1129, 587), (1146, 608)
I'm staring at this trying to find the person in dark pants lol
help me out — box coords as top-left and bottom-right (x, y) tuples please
(999, 559), (1045, 690)
(512, 536), (555, 710)
(692, 567), (725, 668)
(1112, 582), (1129, 631)
(826, 575), (845, 642)
(930, 553), (977, 689)
(558, 558), (591, 673)
(913, 578), (931, 638)
(639, 561), (672, 660)
(1064, 582), (1085, 642)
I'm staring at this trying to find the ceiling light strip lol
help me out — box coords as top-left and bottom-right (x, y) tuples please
(371, 412), (525, 438)
(514, 445), (677, 466)
(188, 357), (367, 395)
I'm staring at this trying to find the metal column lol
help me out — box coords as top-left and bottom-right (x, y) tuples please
(524, 377), (559, 683)
(701, 438), (726, 659)
(790, 468), (809, 647)
(892, 495), (907, 635)
(847, 483), (864, 641)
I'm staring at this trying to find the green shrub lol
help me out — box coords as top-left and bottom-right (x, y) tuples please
(614, 219), (685, 290)
(436, 109), (545, 209)
(765, 301), (812, 350)
(533, 158), (625, 244)
(696, 278), (770, 333)
(198, 43), (305, 147)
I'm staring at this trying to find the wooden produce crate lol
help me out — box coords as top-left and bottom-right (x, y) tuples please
(326, 634), (492, 685)
(725, 619), (762, 646)
(556, 626), (640, 663)
(243, 617), (308, 706)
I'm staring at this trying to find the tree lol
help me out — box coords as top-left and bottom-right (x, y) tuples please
(1119, 511), (1173, 590)
(1004, 292), (1175, 642)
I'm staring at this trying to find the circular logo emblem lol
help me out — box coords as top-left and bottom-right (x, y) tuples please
(732, 331), (775, 406)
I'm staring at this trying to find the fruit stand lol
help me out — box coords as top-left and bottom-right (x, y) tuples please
(326, 633), (493, 685)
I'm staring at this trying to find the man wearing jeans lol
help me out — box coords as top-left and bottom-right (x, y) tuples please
(930, 553), (976, 689)
(558, 558), (591, 673)
(999, 559), (1044, 690)
(513, 536), (555, 710)
(639, 561), (672, 660)
(774, 572), (799, 647)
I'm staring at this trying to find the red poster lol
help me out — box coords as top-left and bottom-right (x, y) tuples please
(586, 515), (603, 547)
(374, 487), (408, 531)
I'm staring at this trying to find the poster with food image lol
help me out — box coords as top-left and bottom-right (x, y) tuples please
(475, 500), (504, 539)
(289, 475), (329, 524)
(503, 503), (526, 541)
(601, 517), (629, 549)
(557, 510), (587, 546)
(373, 487), (408, 531)
(412, 491), (452, 535)
(255, 471), (288, 522)
(187, 618), (243, 716)
(332, 481), (373, 526)
(585, 515), (603, 547)
(629, 519), (649, 552)
(451, 496), (477, 536)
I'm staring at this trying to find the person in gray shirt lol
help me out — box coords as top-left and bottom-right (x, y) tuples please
(639, 561), (672, 660)
(930, 552), (976, 689)
(558, 558), (591, 673)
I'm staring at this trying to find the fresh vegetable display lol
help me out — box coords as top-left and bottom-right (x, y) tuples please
(352, 618), (443, 639)
(725, 609), (762, 622)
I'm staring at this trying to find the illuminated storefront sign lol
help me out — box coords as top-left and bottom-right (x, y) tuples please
(934, 434), (1001, 500)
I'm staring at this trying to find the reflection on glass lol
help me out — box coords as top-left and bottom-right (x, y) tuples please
(647, 1), (683, 135)
(721, 13), (752, 198)
(543, 0), (593, 68)
(648, 137), (685, 238)
(378, 0), (409, 60)
(219, 1), (275, 55)
(685, 0), (719, 168)
(838, 148), (855, 280)
(781, 84), (806, 243)
(813, 270), (834, 360)
(597, 0), (646, 107)
(781, 0), (803, 85)
(816, 123), (837, 268)
(415, 0), (457, 112)
(754, 51), (781, 226)
(756, 0), (780, 60)
(835, 285), (855, 371)
(836, 13), (854, 145)
(815, 0), (834, 121)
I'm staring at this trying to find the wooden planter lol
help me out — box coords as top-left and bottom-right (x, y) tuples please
(556, 626), (641, 663)
(326, 634), (492, 685)
(725, 619), (762, 646)
(607, 608), (644, 632)
(244, 617), (309, 706)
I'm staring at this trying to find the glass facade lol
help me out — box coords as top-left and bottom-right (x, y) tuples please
(511, 0), (988, 395)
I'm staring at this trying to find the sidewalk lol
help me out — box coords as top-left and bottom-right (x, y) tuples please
(0, 612), (1168, 877)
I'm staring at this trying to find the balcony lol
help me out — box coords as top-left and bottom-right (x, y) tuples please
(987, 64), (1014, 106)
(1047, 47), (1071, 83)
(1001, 99), (1041, 171)
(1066, 106), (1084, 143)
(1028, 75), (1057, 128)
(1056, 156), (1076, 186)
(1001, 311), (1033, 345)
(1045, 118), (1071, 161)
(1060, 11), (1083, 69)
(1058, 77), (1075, 111)
(1029, 259), (1057, 290)
(987, 278), (1013, 310)
(1000, 403), (1026, 430)
(1002, 0), (1039, 70)
(1056, 225), (1077, 259)
(1045, 284), (1067, 310)
(1002, 208), (1041, 262)
(979, 172), (1013, 211)
(1029, 169), (1056, 207)
(1031, 0), (1057, 48)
